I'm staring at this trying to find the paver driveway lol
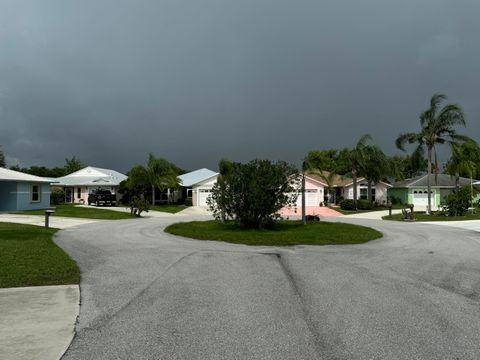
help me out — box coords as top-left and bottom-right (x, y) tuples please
(55, 216), (480, 360)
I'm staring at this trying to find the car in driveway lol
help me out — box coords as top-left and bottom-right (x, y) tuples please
(87, 190), (117, 206)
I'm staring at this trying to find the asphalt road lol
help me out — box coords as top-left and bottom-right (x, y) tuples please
(55, 216), (480, 360)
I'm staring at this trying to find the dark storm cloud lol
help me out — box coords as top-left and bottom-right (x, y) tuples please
(1, 0), (479, 173)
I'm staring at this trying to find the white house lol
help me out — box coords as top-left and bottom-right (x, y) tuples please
(54, 166), (127, 204)
(178, 168), (218, 206)
(342, 179), (392, 204)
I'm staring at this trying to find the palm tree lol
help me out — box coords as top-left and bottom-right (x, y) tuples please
(361, 145), (391, 203)
(346, 134), (372, 203)
(396, 93), (469, 214)
(146, 153), (179, 205)
(319, 171), (336, 206)
(445, 140), (480, 188)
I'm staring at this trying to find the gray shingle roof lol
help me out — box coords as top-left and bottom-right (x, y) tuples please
(393, 174), (477, 188)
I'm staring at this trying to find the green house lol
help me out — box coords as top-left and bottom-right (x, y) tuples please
(388, 174), (479, 210)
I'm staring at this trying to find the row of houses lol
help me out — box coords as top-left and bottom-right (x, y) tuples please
(0, 165), (479, 212)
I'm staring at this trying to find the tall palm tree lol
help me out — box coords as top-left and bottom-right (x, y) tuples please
(346, 134), (372, 203)
(361, 144), (391, 202)
(396, 93), (469, 214)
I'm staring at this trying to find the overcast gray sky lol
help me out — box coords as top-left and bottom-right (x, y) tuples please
(0, 0), (479, 173)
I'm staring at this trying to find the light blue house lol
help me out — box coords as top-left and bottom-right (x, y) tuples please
(0, 167), (53, 211)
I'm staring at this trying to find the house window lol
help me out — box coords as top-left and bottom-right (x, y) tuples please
(77, 187), (82, 199)
(187, 189), (193, 198)
(360, 187), (376, 201)
(31, 184), (41, 202)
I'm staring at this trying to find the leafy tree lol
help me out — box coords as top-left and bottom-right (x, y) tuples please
(396, 93), (469, 214)
(208, 159), (299, 229)
(119, 154), (180, 205)
(0, 145), (5, 167)
(445, 186), (474, 216)
(305, 149), (350, 175)
(64, 157), (84, 174)
(118, 165), (150, 204)
(444, 140), (480, 188)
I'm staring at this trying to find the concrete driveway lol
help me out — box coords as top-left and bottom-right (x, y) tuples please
(55, 216), (480, 360)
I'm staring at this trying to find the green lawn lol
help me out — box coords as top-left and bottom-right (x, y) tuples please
(0, 223), (80, 288)
(383, 210), (480, 222)
(150, 204), (188, 214)
(165, 220), (382, 246)
(16, 204), (132, 219)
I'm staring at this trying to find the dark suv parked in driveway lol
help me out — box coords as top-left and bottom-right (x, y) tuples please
(88, 190), (117, 206)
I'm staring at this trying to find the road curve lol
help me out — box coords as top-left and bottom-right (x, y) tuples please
(55, 216), (480, 360)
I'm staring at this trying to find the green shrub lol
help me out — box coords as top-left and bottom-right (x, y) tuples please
(184, 197), (193, 206)
(445, 187), (472, 216)
(357, 199), (374, 210)
(50, 188), (65, 205)
(129, 196), (150, 217)
(340, 199), (357, 210)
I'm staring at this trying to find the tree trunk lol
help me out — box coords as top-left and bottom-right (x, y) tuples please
(301, 174), (306, 225)
(352, 167), (358, 209)
(151, 185), (155, 206)
(427, 148), (432, 215)
(455, 172), (460, 189)
(367, 180), (372, 203)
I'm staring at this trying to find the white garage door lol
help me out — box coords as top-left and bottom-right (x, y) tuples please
(412, 190), (435, 208)
(294, 190), (319, 207)
(198, 189), (212, 207)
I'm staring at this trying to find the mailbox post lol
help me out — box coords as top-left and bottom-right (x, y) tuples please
(387, 201), (392, 217)
(44, 208), (55, 228)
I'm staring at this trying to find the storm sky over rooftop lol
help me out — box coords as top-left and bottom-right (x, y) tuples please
(0, 0), (479, 173)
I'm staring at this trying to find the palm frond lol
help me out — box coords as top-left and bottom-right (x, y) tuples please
(395, 132), (420, 151)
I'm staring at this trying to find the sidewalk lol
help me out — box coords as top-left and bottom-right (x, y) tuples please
(340, 209), (402, 220)
(0, 285), (80, 360)
(0, 214), (101, 229)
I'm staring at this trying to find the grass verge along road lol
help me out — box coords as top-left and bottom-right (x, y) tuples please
(16, 204), (132, 220)
(165, 220), (382, 246)
(383, 211), (480, 222)
(0, 223), (80, 288)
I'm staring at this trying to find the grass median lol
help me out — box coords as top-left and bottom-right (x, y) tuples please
(0, 223), (80, 288)
(16, 204), (132, 220)
(150, 205), (188, 213)
(165, 220), (382, 246)
(383, 211), (480, 222)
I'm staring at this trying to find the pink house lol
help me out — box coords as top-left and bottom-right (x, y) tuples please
(278, 175), (342, 217)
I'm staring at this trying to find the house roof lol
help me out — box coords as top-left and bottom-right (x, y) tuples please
(474, 181), (480, 185)
(393, 173), (477, 188)
(55, 166), (127, 186)
(305, 170), (392, 188)
(0, 167), (54, 183)
(306, 171), (355, 187)
(178, 168), (218, 187)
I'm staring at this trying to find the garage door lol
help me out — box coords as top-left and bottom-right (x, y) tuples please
(294, 190), (319, 207)
(412, 190), (435, 208)
(198, 189), (212, 207)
